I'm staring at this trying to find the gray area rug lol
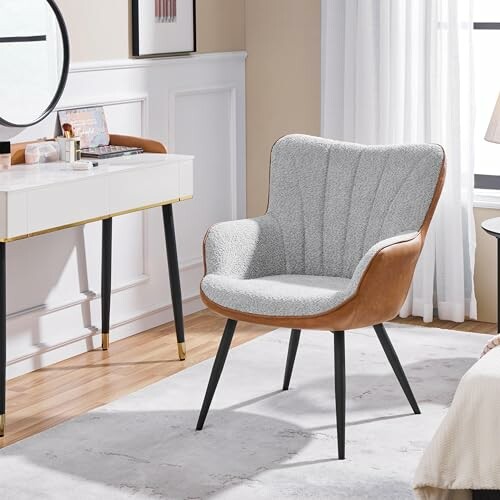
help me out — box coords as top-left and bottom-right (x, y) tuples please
(0, 324), (488, 499)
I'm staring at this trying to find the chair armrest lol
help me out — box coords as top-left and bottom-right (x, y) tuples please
(109, 134), (167, 154)
(203, 215), (286, 279)
(349, 232), (420, 294)
(338, 231), (423, 327)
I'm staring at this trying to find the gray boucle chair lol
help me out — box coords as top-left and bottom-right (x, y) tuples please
(197, 134), (446, 459)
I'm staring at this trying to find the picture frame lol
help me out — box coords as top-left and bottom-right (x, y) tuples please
(132, 0), (196, 58)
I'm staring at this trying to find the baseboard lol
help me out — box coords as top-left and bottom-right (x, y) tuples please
(6, 294), (205, 380)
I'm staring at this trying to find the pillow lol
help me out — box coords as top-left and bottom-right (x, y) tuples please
(481, 334), (500, 358)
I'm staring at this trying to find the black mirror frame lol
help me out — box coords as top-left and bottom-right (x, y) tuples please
(0, 0), (70, 128)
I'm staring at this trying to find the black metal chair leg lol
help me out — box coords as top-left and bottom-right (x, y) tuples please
(333, 331), (346, 460)
(101, 218), (112, 351)
(162, 204), (186, 361)
(283, 329), (301, 390)
(0, 243), (5, 436)
(373, 323), (421, 414)
(196, 319), (237, 430)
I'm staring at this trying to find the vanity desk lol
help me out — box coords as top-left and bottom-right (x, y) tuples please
(0, 135), (194, 436)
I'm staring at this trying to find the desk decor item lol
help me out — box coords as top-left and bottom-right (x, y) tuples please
(24, 141), (59, 164)
(56, 137), (81, 163)
(58, 107), (143, 159)
(0, 142), (11, 169)
(132, 0), (195, 57)
(55, 123), (82, 163)
(58, 109), (109, 149)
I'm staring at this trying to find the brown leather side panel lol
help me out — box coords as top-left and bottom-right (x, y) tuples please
(201, 149), (446, 331)
(109, 134), (167, 154)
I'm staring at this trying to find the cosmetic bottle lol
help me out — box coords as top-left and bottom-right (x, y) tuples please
(0, 142), (11, 169)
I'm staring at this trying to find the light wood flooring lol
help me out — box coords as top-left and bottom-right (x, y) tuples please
(0, 309), (496, 449)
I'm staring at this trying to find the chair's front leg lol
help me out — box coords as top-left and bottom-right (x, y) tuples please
(101, 218), (112, 350)
(196, 319), (237, 430)
(373, 323), (420, 414)
(0, 243), (5, 436)
(162, 204), (186, 361)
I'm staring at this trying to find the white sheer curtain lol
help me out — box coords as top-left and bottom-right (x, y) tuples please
(321, 0), (476, 322)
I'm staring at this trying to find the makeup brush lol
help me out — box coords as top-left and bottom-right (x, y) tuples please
(62, 123), (74, 139)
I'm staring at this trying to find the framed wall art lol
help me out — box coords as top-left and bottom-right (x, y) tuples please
(132, 0), (196, 57)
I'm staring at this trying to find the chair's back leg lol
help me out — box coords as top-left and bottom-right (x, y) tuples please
(283, 329), (301, 390)
(196, 319), (238, 430)
(373, 323), (421, 415)
(333, 331), (346, 460)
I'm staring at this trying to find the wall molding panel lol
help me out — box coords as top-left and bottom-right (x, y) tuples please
(168, 84), (242, 219)
(2, 52), (246, 378)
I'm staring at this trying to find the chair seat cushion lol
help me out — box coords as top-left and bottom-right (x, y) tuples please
(201, 274), (353, 317)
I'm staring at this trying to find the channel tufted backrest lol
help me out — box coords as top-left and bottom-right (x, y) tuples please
(267, 135), (444, 278)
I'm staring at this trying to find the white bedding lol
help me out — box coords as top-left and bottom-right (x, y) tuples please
(414, 346), (500, 499)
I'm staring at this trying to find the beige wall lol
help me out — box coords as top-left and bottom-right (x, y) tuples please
(245, 0), (322, 217)
(55, 0), (130, 61)
(196, 0), (245, 54)
(54, 0), (245, 62)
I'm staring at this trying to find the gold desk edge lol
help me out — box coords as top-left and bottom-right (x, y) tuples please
(0, 195), (194, 243)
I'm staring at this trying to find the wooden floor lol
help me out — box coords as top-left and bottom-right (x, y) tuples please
(0, 309), (496, 448)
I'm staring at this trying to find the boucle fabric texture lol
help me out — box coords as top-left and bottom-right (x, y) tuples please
(202, 135), (443, 317)
(203, 233), (418, 317)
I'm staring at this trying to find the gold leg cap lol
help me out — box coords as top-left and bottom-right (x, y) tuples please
(177, 342), (186, 361)
(102, 332), (110, 351)
(0, 414), (5, 437)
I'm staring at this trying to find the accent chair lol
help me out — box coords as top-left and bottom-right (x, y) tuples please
(196, 134), (446, 460)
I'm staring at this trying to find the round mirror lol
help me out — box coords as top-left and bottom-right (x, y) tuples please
(0, 0), (70, 128)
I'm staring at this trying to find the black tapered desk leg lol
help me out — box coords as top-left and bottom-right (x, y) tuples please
(333, 331), (346, 460)
(0, 243), (6, 436)
(162, 204), (186, 361)
(101, 218), (112, 351)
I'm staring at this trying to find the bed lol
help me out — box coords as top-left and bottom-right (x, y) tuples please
(414, 337), (500, 500)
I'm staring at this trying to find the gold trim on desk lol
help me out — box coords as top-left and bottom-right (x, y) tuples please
(102, 333), (110, 351)
(0, 196), (194, 243)
(177, 341), (186, 361)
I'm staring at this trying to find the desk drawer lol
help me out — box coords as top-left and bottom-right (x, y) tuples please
(107, 163), (180, 214)
(26, 177), (108, 234)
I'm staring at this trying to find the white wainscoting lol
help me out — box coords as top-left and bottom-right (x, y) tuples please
(0, 51), (246, 378)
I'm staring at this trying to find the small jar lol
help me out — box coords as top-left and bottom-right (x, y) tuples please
(0, 142), (11, 169)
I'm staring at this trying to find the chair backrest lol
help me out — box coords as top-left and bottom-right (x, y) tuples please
(267, 134), (444, 278)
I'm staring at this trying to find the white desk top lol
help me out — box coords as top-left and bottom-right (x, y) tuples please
(0, 154), (194, 192)
(0, 152), (194, 241)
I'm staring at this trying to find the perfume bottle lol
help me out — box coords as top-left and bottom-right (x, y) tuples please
(0, 142), (11, 169)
